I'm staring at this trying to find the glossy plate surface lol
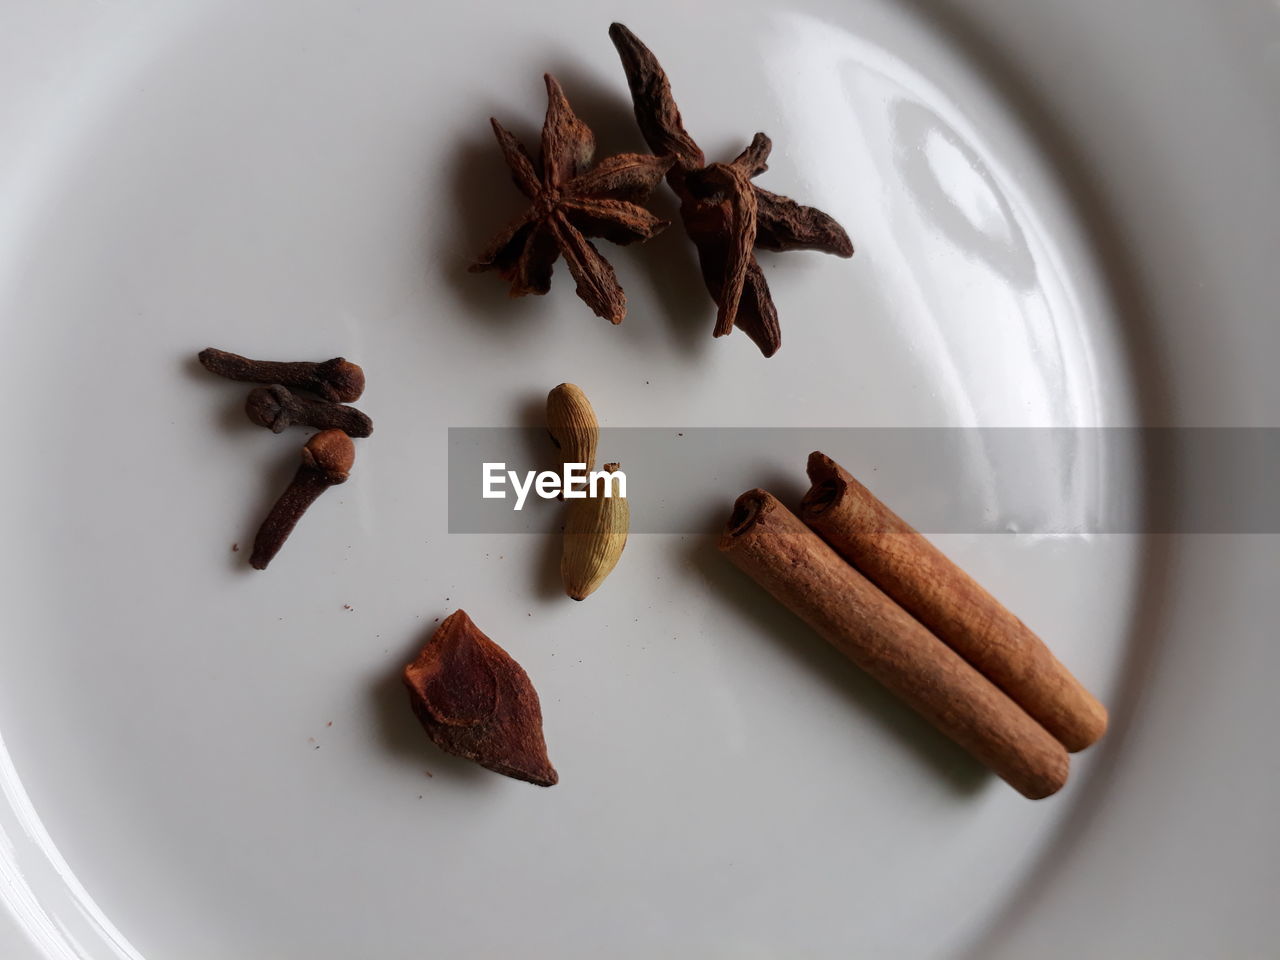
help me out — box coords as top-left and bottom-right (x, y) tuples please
(0, 1), (1275, 957)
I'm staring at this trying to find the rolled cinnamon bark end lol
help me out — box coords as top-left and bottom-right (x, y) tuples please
(720, 489), (1069, 799)
(800, 452), (1108, 753)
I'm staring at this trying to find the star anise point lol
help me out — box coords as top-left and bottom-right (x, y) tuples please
(610, 25), (854, 356)
(472, 74), (670, 324)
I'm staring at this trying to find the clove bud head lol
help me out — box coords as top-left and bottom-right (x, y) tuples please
(313, 357), (365, 404)
(245, 385), (296, 433)
(301, 429), (355, 483)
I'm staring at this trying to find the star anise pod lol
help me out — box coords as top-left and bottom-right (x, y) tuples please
(608, 23), (854, 357)
(470, 74), (674, 325)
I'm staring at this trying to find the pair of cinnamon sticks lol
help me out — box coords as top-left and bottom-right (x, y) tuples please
(719, 452), (1107, 799)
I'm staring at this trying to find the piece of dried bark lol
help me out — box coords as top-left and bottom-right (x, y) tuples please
(402, 610), (557, 787)
(799, 451), (1108, 752)
(720, 489), (1069, 799)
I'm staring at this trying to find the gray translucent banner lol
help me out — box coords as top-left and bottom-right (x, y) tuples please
(447, 428), (1278, 534)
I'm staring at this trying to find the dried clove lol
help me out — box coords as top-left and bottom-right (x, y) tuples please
(608, 23), (853, 357)
(249, 429), (354, 570)
(402, 610), (557, 786)
(245, 384), (373, 437)
(470, 74), (673, 324)
(199, 347), (365, 402)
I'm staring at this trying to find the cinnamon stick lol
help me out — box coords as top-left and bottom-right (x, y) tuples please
(719, 489), (1069, 799)
(799, 452), (1107, 752)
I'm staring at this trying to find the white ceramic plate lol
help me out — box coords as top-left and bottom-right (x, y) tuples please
(1, 1), (1276, 957)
